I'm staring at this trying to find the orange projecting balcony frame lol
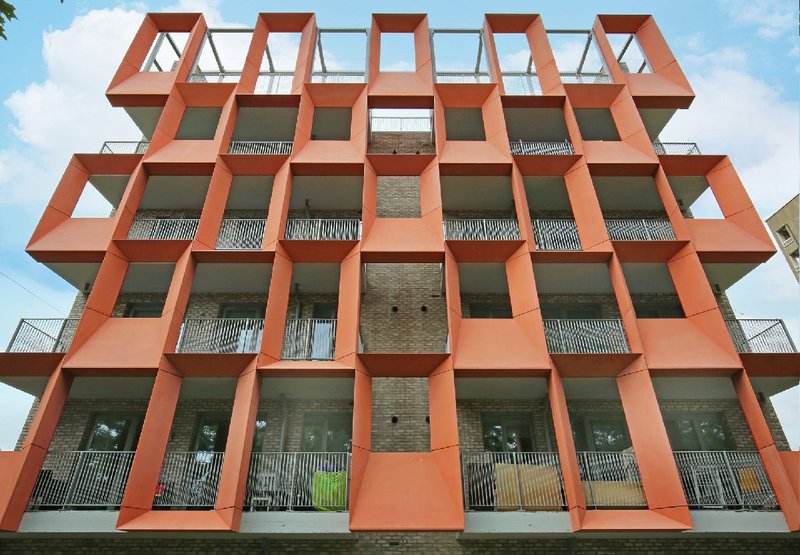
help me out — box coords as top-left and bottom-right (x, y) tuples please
(0, 12), (797, 536)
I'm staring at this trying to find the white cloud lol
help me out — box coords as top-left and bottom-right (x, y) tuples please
(717, 0), (795, 39)
(164, 0), (225, 27)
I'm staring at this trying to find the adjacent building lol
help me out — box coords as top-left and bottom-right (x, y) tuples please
(767, 195), (799, 281)
(0, 11), (798, 554)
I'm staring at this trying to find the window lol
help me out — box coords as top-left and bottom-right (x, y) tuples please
(220, 303), (265, 319)
(663, 413), (733, 451)
(301, 413), (352, 452)
(776, 225), (793, 245)
(252, 413), (268, 452)
(312, 303), (337, 319)
(123, 303), (164, 318)
(193, 413), (230, 452)
(469, 302), (512, 319)
(541, 304), (601, 319)
(83, 413), (143, 451)
(481, 413), (534, 453)
(571, 414), (631, 452)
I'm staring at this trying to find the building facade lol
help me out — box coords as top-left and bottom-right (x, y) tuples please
(766, 195), (799, 281)
(0, 11), (798, 554)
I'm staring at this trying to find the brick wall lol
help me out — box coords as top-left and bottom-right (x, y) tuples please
(359, 263), (448, 353)
(368, 131), (435, 154)
(538, 293), (621, 319)
(184, 293), (268, 319)
(460, 293), (512, 318)
(112, 293), (168, 318)
(371, 378), (430, 452)
(376, 176), (420, 218)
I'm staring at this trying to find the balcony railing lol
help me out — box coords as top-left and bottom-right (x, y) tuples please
(370, 116), (432, 133)
(725, 319), (797, 353)
(255, 71), (294, 94)
(246, 452), (350, 511)
(653, 142), (701, 155)
(674, 451), (778, 510)
(310, 71), (366, 83)
(282, 318), (336, 360)
(605, 219), (675, 241)
(443, 219), (521, 241)
(560, 72), (612, 84)
(153, 451), (224, 507)
(189, 71), (241, 83)
(501, 73), (541, 95)
(28, 451), (134, 510)
(99, 140), (150, 154)
(533, 219), (582, 250)
(216, 218), (266, 250)
(284, 219), (361, 241)
(7, 318), (79, 353)
(177, 318), (264, 353)
(127, 218), (199, 240)
(543, 319), (630, 354)
(435, 72), (492, 84)
(577, 451), (646, 508)
(462, 451), (566, 511)
(228, 140), (293, 155)
(510, 140), (575, 155)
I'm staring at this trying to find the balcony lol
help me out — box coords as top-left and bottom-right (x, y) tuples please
(27, 451), (134, 510)
(543, 319), (630, 354)
(255, 71), (294, 94)
(176, 318), (264, 353)
(560, 72), (612, 84)
(577, 451), (646, 508)
(501, 73), (540, 95)
(443, 219), (520, 241)
(462, 451), (566, 511)
(653, 142), (701, 155)
(509, 140), (575, 156)
(310, 71), (366, 83)
(99, 140), (150, 154)
(725, 319), (797, 353)
(605, 219), (675, 241)
(127, 218), (199, 240)
(188, 71), (241, 83)
(228, 140), (293, 155)
(435, 72), (492, 84)
(153, 451), (224, 507)
(284, 219), (361, 241)
(216, 218), (266, 250)
(282, 318), (337, 360)
(7, 318), (79, 353)
(674, 451), (778, 509)
(246, 452), (350, 511)
(533, 219), (581, 250)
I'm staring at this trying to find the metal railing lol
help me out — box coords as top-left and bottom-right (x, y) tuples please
(189, 71), (241, 83)
(282, 318), (337, 360)
(435, 72), (492, 84)
(725, 319), (797, 353)
(177, 318), (264, 353)
(28, 451), (135, 510)
(605, 219), (675, 241)
(577, 451), (646, 508)
(228, 141), (293, 155)
(153, 451), (225, 507)
(7, 318), (79, 353)
(510, 140), (575, 155)
(255, 71), (295, 94)
(673, 451), (778, 510)
(310, 71), (366, 83)
(246, 452), (350, 511)
(560, 72), (612, 84)
(462, 451), (566, 511)
(369, 116), (432, 133)
(127, 218), (199, 240)
(284, 219), (361, 241)
(653, 142), (701, 155)
(99, 140), (150, 154)
(443, 219), (521, 241)
(543, 319), (629, 354)
(216, 218), (266, 250)
(501, 73), (541, 95)
(533, 219), (582, 250)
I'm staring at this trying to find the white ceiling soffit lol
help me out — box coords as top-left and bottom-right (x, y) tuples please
(292, 263), (341, 293)
(638, 108), (677, 141)
(562, 378), (620, 400)
(124, 106), (163, 140)
(458, 263), (509, 294)
(592, 176), (664, 212)
(227, 175), (275, 210)
(533, 263), (613, 294)
(702, 262), (758, 292)
(455, 377), (548, 399)
(192, 263), (273, 293)
(621, 263), (677, 294)
(260, 377), (355, 400)
(232, 107), (298, 142)
(44, 262), (101, 290)
(524, 176), (571, 211)
(504, 108), (569, 142)
(140, 175), (213, 210)
(120, 263), (176, 293)
(88, 175), (131, 208)
(290, 175), (363, 210)
(440, 175), (514, 211)
(180, 377), (238, 399)
(68, 377), (156, 399)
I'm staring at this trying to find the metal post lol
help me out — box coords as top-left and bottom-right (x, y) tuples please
(722, 451), (743, 507)
(512, 451), (524, 510)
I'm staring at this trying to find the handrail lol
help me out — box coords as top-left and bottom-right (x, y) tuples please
(99, 140), (150, 154)
(560, 72), (612, 84)
(284, 219), (362, 241)
(228, 141), (293, 155)
(216, 218), (266, 250)
(605, 219), (675, 241)
(510, 140), (574, 155)
(154, 451), (225, 507)
(533, 219), (582, 251)
(177, 318), (264, 353)
(7, 318), (79, 353)
(501, 73), (541, 95)
(255, 71), (295, 94)
(310, 71), (366, 83)
(725, 319), (797, 353)
(282, 318), (337, 360)
(443, 219), (521, 241)
(435, 72), (492, 84)
(577, 451), (646, 508)
(653, 142), (701, 155)
(543, 319), (629, 353)
(127, 218), (199, 240)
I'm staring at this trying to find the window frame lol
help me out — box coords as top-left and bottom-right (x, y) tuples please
(300, 412), (353, 453)
(480, 411), (536, 453)
(192, 412), (232, 453)
(662, 412), (734, 452)
(82, 412), (144, 452)
(570, 412), (632, 452)
(123, 302), (165, 318)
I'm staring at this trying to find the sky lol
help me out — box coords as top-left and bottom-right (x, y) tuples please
(0, 0), (797, 450)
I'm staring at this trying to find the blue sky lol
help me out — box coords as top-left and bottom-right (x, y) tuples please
(0, 0), (797, 450)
